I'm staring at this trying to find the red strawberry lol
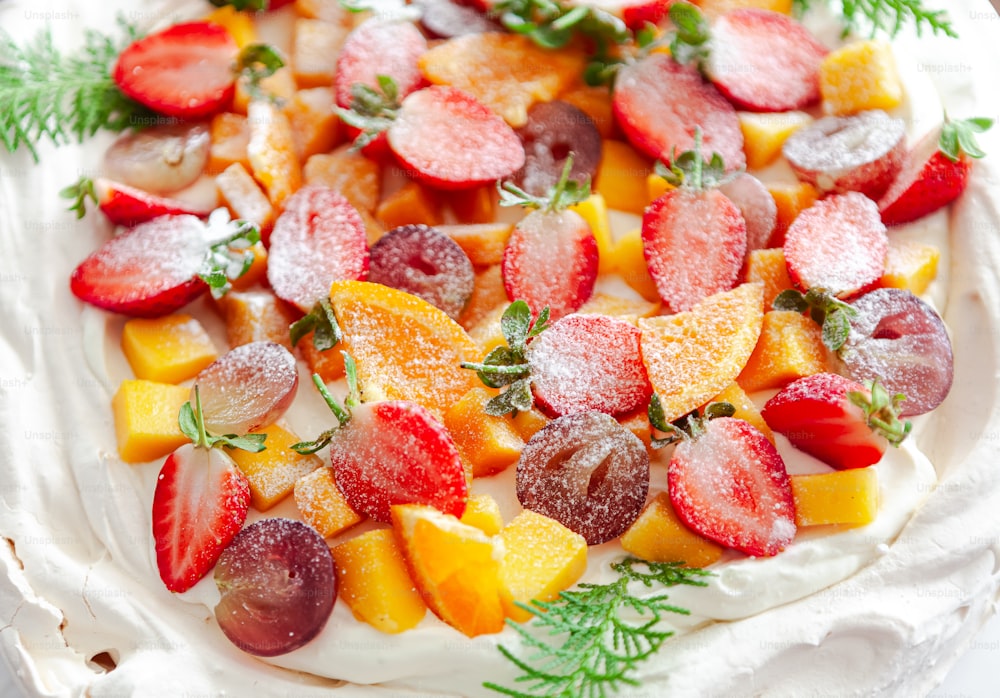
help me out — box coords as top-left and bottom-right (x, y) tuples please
(704, 9), (827, 112)
(612, 53), (745, 169)
(113, 22), (239, 119)
(783, 192), (887, 298)
(527, 313), (653, 417)
(641, 135), (747, 312)
(878, 116), (994, 226)
(265, 185), (370, 312)
(667, 415), (796, 557)
(334, 20), (428, 110)
(94, 177), (212, 227)
(152, 442), (251, 593)
(762, 372), (911, 470)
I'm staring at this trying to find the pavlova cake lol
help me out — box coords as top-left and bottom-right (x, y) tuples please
(1, 0), (999, 695)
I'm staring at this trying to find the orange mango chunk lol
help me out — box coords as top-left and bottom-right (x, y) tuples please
(418, 33), (585, 127)
(646, 172), (673, 204)
(298, 332), (347, 382)
(440, 223), (512, 268)
(234, 66), (297, 114)
(498, 510), (587, 622)
(444, 387), (525, 478)
(111, 380), (191, 464)
(578, 293), (660, 322)
(639, 282), (764, 422)
(767, 181), (818, 247)
(737, 310), (828, 393)
(739, 110), (812, 170)
(819, 40), (902, 116)
(331, 528), (428, 634)
(512, 408), (550, 443)
(391, 504), (508, 637)
(570, 193), (615, 274)
(228, 241), (269, 291)
(205, 5), (257, 47)
(208, 112), (251, 174)
(121, 314), (218, 384)
(595, 140), (653, 215)
(376, 181), (443, 230)
(617, 409), (652, 449)
(215, 289), (297, 350)
(284, 87), (341, 160)
(329, 281), (482, 416)
(247, 99), (303, 209)
(292, 18), (349, 88)
(791, 467), (879, 527)
(304, 145), (381, 213)
(216, 162), (275, 233)
(745, 247), (794, 311)
(447, 184), (498, 224)
(460, 493), (504, 536)
(458, 265), (508, 333)
(466, 302), (510, 356)
(620, 492), (725, 568)
(880, 239), (940, 295)
(228, 423), (322, 511)
(705, 382), (774, 444)
(609, 228), (661, 303)
(294, 466), (364, 538)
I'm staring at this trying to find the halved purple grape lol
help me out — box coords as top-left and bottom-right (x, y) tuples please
(415, 0), (500, 38)
(719, 172), (776, 253)
(516, 411), (649, 544)
(367, 224), (475, 320)
(194, 341), (299, 436)
(839, 288), (953, 416)
(512, 101), (602, 197)
(214, 518), (336, 657)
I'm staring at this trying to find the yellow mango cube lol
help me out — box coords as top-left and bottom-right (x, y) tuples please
(331, 528), (428, 633)
(512, 408), (550, 443)
(439, 223), (512, 267)
(458, 265), (508, 333)
(646, 172), (673, 205)
(229, 423), (322, 511)
(444, 387), (525, 478)
(284, 87), (341, 160)
(207, 112), (250, 175)
(706, 382), (774, 443)
(791, 467), (879, 527)
(499, 510), (587, 622)
(304, 145), (381, 213)
(376, 181), (443, 229)
(617, 409), (652, 449)
(745, 248), (794, 310)
(460, 493), (504, 536)
(292, 18), (349, 88)
(120, 314), (218, 384)
(247, 99), (303, 209)
(610, 228), (660, 302)
(216, 162), (275, 233)
(205, 5), (257, 48)
(570, 193), (615, 274)
(294, 466), (364, 537)
(215, 289), (297, 350)
(880, 240), (940, 295)
(620, 492), (724, 568)
(112, 380), (191, 464)
(739, 111), (812, 170)
(595, 140), (653, 215)
(819, 40), (902, 116)
(767, 181), (819, 247)
(737, 310), (828, 393)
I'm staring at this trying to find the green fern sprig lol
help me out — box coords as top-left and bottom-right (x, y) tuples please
(485, 558), (710, 698)
(0, 17), (155, 162)
(793, 0), (955, 37)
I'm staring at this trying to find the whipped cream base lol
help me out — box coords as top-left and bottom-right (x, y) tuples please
(1, 1), (1000, 696)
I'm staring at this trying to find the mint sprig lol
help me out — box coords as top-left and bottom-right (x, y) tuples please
(199, 219), (262, 299)
(290, 298), (342, 352)
(848, 379), (912, 446)
(291, 356), (362, 454)
(648, 395), (736, 449)
(337, 75), (401, 151)
(792, 0), (955, 38)
(180, 386), (267, 453)
(939, 114), (993, 162)
(499, 154), (591, 212)
(773, 287), (858, 351)
(653, 128), (736, 191)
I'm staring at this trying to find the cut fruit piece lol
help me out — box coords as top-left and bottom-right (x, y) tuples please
(292, 18), (349, 88)
(745, 248), (794, 311)
(736, 310), (828, 393)
(620, 492), (724, 568)
(706, 382), (774, 444)
(610, 228), (661, 303)
(303, 146), (381, 214)
(375, 182), (443, 230)
(331, 528), (428, 634)
(112, 379), (191, 464)
(819, 39), (902, 116)
(639, 282), (763, 423)
(594, 140), (653, 215)
(215, 162), (274, 234)
(214, 290), (297, 351)
(329, 280), (482, 417)
(460, 493), (504, 536)
(791, 468), (879, 527)
(739, 110), (812, 170)
(284, 87), (341, 161)
(121, 314), (218, 384)
(440, 223), (512, 268)
(458, 266), (508, 333)
(498, 510), (587, 622)
(208, 112), (251, 175)
(228, 423), (322, 511)
(880, 240), (940, 296)
(391, 504), (507, 637)
(246, 99), (303, 209)
(293, 467), (364, 539)
(766, 181), (819, 248)
(444, 387), (525, 478)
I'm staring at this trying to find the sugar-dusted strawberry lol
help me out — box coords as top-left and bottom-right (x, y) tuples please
(334, 20), (427, 111)
(642, 132), (747, 313)
(113, 22), (239, 119)
(612, 53), (744, 169)
(783, 192), (887, 298)
(650, 400), (796, 557)
(70, 213), (261, 317)
(265, 185), (369, 312)
(879, 115), (994, 226)
(499, 157), (598, 320)
(702, 8), (827, 112)
(341, 81), (524, 189)
(762, 372), (911, 470)
(61, 176), (213, 227)
(292, 356), (468, 523)
(153, 389), (264, 593)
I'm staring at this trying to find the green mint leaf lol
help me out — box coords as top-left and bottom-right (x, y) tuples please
(704, 401), (736, 420)
(773, 289), (810, 313)
(290, 299), (341, 351)
(199, 219), (261, 299)
(527, 305), (551, 339)
(484, 378), (535, 416)
(60, 176), (98, 219)
(823, 308), (852, 351)
(501, 300), (534, 353)
(178, 402), (201, 445)
(219, 432), (268, 453)
(237, 44), (286, 103)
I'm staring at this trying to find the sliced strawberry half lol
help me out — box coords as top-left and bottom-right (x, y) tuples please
(612, 53), (745, 169)
(783, 192), (887, 298)
(265, 185), (369, 312)
(762, 372), (909, 470)
(501, 208), (598, 321)
(94, 177), (213, 227)
(152, 443), (251, 593)
(113, 22), (239, 119)
(388, 86), (526, 190)
(705, 9), (827, 112)
(334, 20), (427, 110)
(668, 416), (796, 557)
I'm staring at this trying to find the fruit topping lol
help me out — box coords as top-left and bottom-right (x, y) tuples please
(112, 22), (239, 118)
(103, 122), (210, 195)
(367, 224), (475, 321)
(651, 402), (796, 557)
(415, 0), (501, 38)
(515, 410), (649, 545)
(782, 110), (906, 199)
(62, 176), (214, 227)
(642, 133), (747, 312)
(838, 287), (953, 416)
(334, 20), (427, 111)
(512, 100), (603, 198)
(214, 518), (336, 656)
(265, 185), (369, 312)
(718, 172), (777, 256)
(193, 341), (299, 436)
(762, 372), (910, 470)
(782, 192), (888, 298)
